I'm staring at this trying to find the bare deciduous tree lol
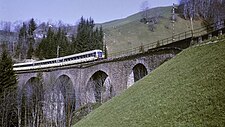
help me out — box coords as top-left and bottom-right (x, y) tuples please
(140, 1), (150, 22)
(180, 0), (225, 25)
(0, 88), (18, 127)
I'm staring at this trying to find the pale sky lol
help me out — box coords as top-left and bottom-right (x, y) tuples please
(0, 0), (179, 24)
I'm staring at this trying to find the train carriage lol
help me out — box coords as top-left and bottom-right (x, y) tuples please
(13, 49), (104, 71)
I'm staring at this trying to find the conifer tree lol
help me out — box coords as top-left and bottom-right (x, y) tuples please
(36, 27), (55, 59)
(46, 27), (56, 58)
(26, 42), (34, 59)
(0, 46), (17, 95)
(98, 26), (104, 49)
(74, 17), (104, 53)
(75, 17), (89, 53)
(26, 18), (37, 59)
(19, 23), (27, 40)
(28, 18), (37, 36)
(35, 36), (46, 59)
(55, 27), (70, 57)
(15, 23), (27, 60)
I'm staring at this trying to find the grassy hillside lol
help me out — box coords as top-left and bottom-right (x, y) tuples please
(74, 37), (225, 127)
(102, 6), (203, 56)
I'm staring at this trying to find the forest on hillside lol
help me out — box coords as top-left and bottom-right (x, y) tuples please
(0, 17), (104, 62)
(179, 0), (225, 25)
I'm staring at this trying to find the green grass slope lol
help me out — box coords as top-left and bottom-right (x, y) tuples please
(74, 39), (225, 127)
(102, 6), (203, 55)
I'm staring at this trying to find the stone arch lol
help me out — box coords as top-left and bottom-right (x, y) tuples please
(55, 72), (75, 87)
(43, 74), (75, 126)
(19, 73), (38, 90)
(86, 70), (114, 103)
(22, 77), (41, 97)
(23, 76), (38, 86)
(127, 63), (148, 88)
(20, 77), (43, 127)
(55, 74), (75, 98)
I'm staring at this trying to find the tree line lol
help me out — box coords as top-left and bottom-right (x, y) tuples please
(13, 17), (104, 61)
(179, 0), (225, 25)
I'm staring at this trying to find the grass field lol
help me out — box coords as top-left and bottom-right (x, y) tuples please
(73, 37), (225, 127)
(102, 6), (203, 56)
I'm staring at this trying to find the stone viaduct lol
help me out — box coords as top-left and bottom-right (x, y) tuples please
(16, 48), (181, 108)
(16, 24), (225, 109)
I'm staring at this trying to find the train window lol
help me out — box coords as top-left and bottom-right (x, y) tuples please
(18, 64), (33, 67)
(92, 53), (96, 57)
(20, 64), (33, 67)
(98, 52), (103, 58)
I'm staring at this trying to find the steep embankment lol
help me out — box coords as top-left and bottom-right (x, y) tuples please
(74, 38), (225, 127)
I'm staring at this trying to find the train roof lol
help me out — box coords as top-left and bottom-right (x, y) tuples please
(62, 49), (102, 59)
